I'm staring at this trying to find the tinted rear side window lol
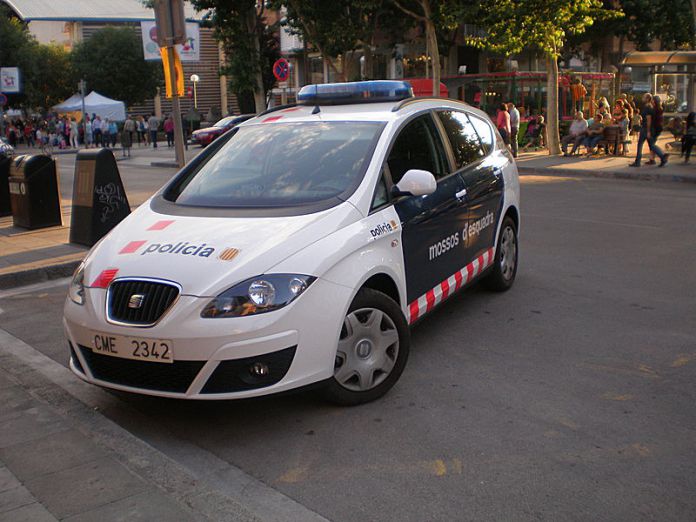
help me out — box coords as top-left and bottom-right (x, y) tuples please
(387, 114), (448, 183)
(437, 110), (484, 170)
(167, 122), (383, 208)
(468, 114), (494, 155)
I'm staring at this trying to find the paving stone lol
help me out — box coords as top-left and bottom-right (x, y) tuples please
(0, 406), (68, 448)
(3, 501), (58, 522)
(0, 485), (35, 514)
(24, 457), (146, 519)
(0, 429), (107, 482)
(0, 386), (38, 421)
(63, 490), (195, 522)
(0, 466), (21, 493)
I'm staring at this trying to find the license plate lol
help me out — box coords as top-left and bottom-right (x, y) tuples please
(91, 333), (173, 363)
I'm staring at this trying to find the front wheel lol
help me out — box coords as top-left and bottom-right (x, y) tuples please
(323, 288), (410, 406)
(483, 216), (518, 292)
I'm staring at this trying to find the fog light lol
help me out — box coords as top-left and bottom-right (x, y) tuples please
(249, 362), (269, 377)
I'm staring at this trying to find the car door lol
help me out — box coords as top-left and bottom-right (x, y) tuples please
(457, 112), (504, 259)
(387, 113), (469, 307)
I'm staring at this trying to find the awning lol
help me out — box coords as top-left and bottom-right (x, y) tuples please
(621, 51), (696, 66)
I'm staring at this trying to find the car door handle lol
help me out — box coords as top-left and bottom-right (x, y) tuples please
(455, 188), (467, 200)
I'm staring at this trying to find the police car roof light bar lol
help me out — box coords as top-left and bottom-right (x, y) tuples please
(297, 81), (414, 106)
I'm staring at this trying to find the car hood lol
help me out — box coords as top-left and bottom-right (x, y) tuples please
(84, 201), (362, 297)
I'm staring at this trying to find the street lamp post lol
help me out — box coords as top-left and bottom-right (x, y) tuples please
(190, 74), (199, 110)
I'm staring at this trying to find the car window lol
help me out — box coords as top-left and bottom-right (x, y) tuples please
(387, 114), (447, 184)
(437, 110), (484, 170)
(167, 122), (384, 208)
(467, 114), (494, 155)
(371, 172), (389, 210)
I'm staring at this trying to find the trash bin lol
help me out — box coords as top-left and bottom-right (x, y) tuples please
(70, 148), (130, 247)
(9, 155), (62, 229)
(0, 156), (11, 217)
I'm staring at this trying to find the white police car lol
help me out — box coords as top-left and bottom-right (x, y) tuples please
(64, 81), (520, 405)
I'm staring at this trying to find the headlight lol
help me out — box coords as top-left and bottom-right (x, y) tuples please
(68, 262), (86, 305)
(201, 274), (316, 318)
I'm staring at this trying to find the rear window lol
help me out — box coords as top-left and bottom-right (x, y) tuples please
(167, 122), (383, 208)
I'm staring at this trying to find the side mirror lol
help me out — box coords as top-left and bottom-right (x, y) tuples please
(391, 169), (437, 197)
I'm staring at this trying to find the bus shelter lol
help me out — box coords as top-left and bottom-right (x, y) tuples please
(621, 51), (696, 114)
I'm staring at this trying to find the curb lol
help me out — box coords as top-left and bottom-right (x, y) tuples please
(0, 259), (82, 290)
(517, 165), (696, 184)
(0, 327), (329, 522)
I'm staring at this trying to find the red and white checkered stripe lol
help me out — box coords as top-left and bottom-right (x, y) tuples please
(407, 247), (495, 324)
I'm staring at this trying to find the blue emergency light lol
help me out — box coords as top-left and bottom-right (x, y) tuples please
(297, 80), (414, 105)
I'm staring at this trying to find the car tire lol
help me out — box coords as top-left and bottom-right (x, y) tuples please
(483, 216), (518, 292)
(323, 288), (410, 406)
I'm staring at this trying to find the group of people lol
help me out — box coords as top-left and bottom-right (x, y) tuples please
(3, 113), (177, 153)
(496, 102), (546, 158)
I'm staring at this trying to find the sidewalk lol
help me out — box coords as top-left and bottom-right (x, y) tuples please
(515, 134), (696, 183)
(0, 327), (325, 522)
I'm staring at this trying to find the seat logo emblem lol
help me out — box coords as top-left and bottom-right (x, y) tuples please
(128, 294), (146, 309)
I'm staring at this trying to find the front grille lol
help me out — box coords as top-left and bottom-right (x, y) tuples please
(78, 345), (204, 393)
(201, 346), (297, 394)
(107, 279), (179, 326)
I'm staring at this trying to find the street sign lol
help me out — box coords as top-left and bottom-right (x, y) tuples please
(0, 93), (7, 106)
(273, 58), (290, 82)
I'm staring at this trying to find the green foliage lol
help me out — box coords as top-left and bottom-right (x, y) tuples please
(190, 0), (272, 99)
(469, 0), (621, 58)
(618, 0), (694, 50)
(71, 26), (161, 107)
(0, 7), (74, 109)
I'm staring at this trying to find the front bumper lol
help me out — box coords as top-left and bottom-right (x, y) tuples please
(63, 277), (352, 399)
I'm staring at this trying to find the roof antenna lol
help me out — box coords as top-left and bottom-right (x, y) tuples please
(312, 105), (321, 115)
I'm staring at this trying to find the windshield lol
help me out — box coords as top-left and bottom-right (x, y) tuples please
(167, 121), (384, 208)
(214, 116), (237, 128)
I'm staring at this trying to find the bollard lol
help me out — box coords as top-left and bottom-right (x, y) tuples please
(70, 148), (131, 247)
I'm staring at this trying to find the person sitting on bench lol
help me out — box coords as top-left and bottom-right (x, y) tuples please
(562, 111), (588, 157)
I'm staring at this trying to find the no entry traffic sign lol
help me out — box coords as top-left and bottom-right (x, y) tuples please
(273, 58), (290, 82)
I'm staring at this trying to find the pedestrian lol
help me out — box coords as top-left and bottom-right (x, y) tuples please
(507, 102), (520, 158)
(109, 119), (118, 147)
(682, 112), (695, 164)
(571, 78), (587, 113)
(629, 93), (667, 168)
(93, 116), (102, 147)
(84, 116), (93, 148)
(496, 103), (511, 147)
(120, 126), (132, 158)
(102, 118), (111, 148)
(70, 118), (79, 148)
(562, 111), (588, 156)
(124, 115), (136, 148)
(23, 121), (34, 148)
(646, 95), (664, 165)
(148, 113), (160, 148)
(164, 115), (174, 147)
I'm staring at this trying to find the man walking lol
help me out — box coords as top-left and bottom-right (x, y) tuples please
(629, 93), (667, 168)
(148, 113), (160, 148)
(562, 111), (588, 156)
(507, 102), (520, 158)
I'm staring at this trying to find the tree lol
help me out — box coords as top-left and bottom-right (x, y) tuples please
(190, 0), (272, 113)
(471, 0), (621, 155)
(390, 1), (465, 96)
(71, 26), (161, 107)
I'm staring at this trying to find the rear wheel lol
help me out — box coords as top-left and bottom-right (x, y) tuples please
(323, 288), (410, 406)
(484, 216), (518, 291)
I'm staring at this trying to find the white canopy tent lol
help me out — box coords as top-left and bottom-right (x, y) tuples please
(52, 91), (126, 121)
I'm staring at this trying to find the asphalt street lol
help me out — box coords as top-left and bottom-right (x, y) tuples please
(1, 174), (695, 521)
